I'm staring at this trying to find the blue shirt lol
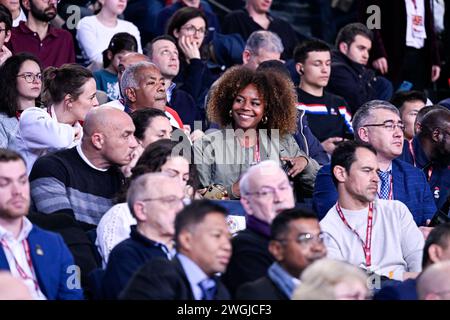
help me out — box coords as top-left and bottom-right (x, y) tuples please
(400, 137), (450, 211)
(177, 253), (212, 300)
(94, 69), (119, 101)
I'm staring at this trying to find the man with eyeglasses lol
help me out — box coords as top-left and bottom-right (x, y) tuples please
(235, 208), (326, 300)
(7, 0), (75, 68)
(313, 100), (436, 228)
(101, 172), (185, 299)
(222, 160), (295, 296)
(400, 107), (450, 213)
(320, 140), (424, 282)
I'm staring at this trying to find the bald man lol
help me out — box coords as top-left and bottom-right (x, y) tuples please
(417, 261), (450, 300)
(29, 107), (138, 230)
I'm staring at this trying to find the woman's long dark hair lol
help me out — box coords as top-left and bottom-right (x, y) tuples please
(115, 139), (199, 203)
(0, 53), (42, 117)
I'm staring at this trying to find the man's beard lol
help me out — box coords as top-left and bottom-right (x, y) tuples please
(29, 0), (56, 22)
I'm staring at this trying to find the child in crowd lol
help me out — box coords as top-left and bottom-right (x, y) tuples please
(94, 32), (138, 101)
(76, 0), (142, 69)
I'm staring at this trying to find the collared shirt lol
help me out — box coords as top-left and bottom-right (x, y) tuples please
(76, 143), (108, 172)
(177, 253), (211, 300)
(12, 9), (27, 27)
(0, 217), (46, 300)
(8, 21), (75, 68)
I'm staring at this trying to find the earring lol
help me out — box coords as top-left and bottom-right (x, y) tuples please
(262, 115), (268, 124)
(229, 110), (233, 118)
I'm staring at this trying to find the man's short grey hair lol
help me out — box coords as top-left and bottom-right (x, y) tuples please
(352, 100), (401, 141)
(239, 160), (282, 195)
(245, 30), (284, 55)
(126, 172), (172, 217)
(120, 61), (159, 103)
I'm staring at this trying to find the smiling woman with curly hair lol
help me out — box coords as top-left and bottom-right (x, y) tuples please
(193, 66), (319, 199)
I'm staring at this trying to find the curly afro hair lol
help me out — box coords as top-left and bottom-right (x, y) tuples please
(207, 66), (298, 136)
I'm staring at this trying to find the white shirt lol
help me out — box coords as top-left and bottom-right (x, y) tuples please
(76, 15), (142, 65)
(0, 218), (46, 300)
(95, 202), (137, 268)
(12, 9), (27, 27)
(405, 0), (427, 49)
(320, 199), (424, 281)
(10, 106), (81, 174)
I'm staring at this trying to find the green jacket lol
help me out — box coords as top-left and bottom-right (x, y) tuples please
(193, 128), (320, 199)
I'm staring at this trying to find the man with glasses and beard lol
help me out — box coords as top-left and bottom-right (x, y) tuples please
(8, 0), (75, 68)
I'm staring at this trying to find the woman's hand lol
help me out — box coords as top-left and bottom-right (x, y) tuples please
(178, 35), (201, 62)
(281, 156), (308, 178)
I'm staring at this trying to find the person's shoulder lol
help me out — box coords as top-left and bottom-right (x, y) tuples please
(77, 15), (97, 26)
(29, 223), (65, 243)
(117, 19), (139, 32)
(30, 148), (77, 175)
(393, 158), (426, 177)
(233, 228), (268, 246)
(323, 91), (347, 104)
(376, 199), (410, 215)
(224, 9), (247, 20)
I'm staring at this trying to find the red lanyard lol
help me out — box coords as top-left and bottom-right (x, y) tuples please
(0, 238), (40, 291)
(411, 0), (417, 10)
(408, 140), (433, 181)
(335, 202), (374, 267)
(253, 136), (260, 163)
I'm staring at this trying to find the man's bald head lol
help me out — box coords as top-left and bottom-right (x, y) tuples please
(83, 106), (130, 138)
(418, 261), (450, 300)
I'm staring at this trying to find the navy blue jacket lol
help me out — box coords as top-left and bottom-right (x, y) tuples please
(328, 50), (377, 115)
(374, 279), (418, 300)
(294, 109), (329, 165)
(400, 137), (450, 211)
(0, 223), (83, 300)
(101, 226), (169, 299)
(312, 158), (437, 226)
(169, 87), (200, 130)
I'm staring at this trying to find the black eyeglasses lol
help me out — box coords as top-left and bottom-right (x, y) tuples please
(364, 121), (405, 132)
(276, 232), (329, 246)
(17, 72), (42, 83)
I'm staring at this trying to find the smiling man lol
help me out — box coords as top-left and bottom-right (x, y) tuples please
(320, 140), (424, 282)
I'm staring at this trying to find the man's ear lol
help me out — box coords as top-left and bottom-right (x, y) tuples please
(428, 244), (443, 264)
(132, 201), (147, 223)
(338, 42), (348, 55)
(268, 240), (284, 262)
(358, 127), (370, 143)
(295, 62), (304, 76)
(242, 49), (251, 65)
(333, 165), (347, 184)
(177, 230), (193, 253)
(91, 132), (104, 150)
(125, 87), (137, 103)
(240, 196), (253, 217)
